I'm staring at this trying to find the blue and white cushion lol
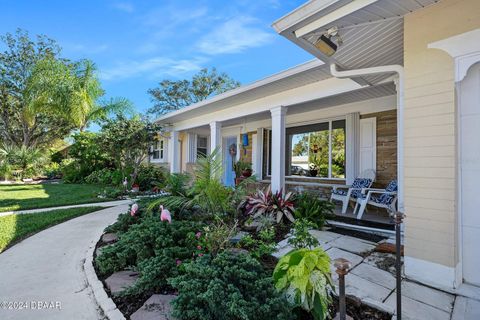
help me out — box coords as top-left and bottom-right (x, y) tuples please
(332, 178), (372, 198)
(360, 179), (397, 205)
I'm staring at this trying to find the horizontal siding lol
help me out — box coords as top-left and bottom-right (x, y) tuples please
(402, 0), (468, 269)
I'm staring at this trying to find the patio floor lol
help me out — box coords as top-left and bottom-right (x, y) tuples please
(330, 204), (395, 231)
(274, 229), (480, 320)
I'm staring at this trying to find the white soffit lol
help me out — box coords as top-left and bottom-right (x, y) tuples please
(279, 0), (439, 85)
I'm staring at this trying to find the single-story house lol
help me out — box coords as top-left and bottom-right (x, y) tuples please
(152, 0), (480, 296)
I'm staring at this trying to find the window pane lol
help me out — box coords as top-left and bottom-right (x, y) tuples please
(153, 150), (160, 159)
(197, 136), (207, 148)
(197, 147), (207, 158)
(331, 120), (346, 178)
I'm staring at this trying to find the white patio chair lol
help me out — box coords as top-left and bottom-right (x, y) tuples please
(330, 169), (375, 214)
(354, 179), (398, 220)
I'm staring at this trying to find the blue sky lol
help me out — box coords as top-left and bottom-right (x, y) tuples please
(0, 0), (313, 114)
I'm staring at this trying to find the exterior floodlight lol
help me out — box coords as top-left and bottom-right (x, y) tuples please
(314, 34), (337, 56)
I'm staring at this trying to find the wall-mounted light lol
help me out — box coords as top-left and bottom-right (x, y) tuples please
(314, 26), (342, 57)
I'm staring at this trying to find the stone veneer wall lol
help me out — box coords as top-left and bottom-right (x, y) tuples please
(361, 110), (398, 188)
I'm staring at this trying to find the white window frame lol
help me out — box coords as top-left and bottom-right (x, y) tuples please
(151, 139), (165, 162)
(196, 135), (208, 159)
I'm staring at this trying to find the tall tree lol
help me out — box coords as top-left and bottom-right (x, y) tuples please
(99, 114), (161, 185)
(0, 29), (132, 148)
(147, 67), (240, 116)
(0, 29), (74, 148)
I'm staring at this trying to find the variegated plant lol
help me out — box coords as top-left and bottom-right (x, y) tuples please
(244, 185), (295, 223)
(273, 248), (333, 320)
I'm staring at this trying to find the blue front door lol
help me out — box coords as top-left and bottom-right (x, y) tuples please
(223, 136), (237, 187)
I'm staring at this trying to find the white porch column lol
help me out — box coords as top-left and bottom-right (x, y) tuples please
(210, 121), (222, 154)
(186, 133), (197, 163)
(255, 128), (264, 179)
(345, 113), (360, 185)
(168, 130), (180, 173)
(270, 106), (287, 192)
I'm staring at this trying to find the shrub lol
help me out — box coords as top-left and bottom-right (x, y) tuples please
(95, 217), (201, 276)
(169, 252), (294, 320)
(293, 192), (334, 229)
(193, 218), (238, 256)
(273, 248), (333, 320)
(238, 226), (276, 259)
(243, 185), (295, 223)
(135, 164), (166, 191)
(288, 219), (320, 250)
(43, 162), (61, 179)
(85, 168), (123, 185)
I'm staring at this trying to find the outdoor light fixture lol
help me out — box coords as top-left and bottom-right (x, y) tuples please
(314, 26), (342, 57)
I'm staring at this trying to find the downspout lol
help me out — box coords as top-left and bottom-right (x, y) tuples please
(330, 64), (405, 213)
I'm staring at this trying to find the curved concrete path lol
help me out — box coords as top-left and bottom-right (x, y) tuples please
(0, 204), (129, 320)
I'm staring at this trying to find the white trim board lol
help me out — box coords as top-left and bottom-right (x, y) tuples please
(404, 256), (458, 291)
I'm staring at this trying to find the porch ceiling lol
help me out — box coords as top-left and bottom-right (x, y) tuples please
(216, 82), (396, 128)
(276, 0), (439, 85)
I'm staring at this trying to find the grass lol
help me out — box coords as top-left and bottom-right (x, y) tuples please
(0, 183), (112, 212)
(0, 206), (103, 252)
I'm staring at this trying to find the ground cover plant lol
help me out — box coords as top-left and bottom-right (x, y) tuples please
(0, 206), (102, 252)
(169, 251), (294, 320)
(0, 183), (109, 212)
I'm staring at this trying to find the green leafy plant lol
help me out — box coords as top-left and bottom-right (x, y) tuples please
(233, 160), (252, 178)
(244, 185), (295, 223)
(273, 248), (334, 320)
(194, 218), (238, 256)
(293, 193), (334, 229)
(135, 164), (166, 191)
(288, 219), (320, 250)
(238, 226), (276, 259)
(169, 251), (294, 320)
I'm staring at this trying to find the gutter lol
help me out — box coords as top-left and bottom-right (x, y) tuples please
(330, 64), (405, 214)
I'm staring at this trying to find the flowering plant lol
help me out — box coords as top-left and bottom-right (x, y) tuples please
(244, 185), (295, 223)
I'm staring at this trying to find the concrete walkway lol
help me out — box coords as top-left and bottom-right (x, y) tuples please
(0, 200), (132, 217)
(0, 204), (129, 320)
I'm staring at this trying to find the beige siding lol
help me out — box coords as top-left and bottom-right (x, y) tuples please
(404, 0), (480, 268)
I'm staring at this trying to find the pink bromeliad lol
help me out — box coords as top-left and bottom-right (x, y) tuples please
(160, 205), (172, 223)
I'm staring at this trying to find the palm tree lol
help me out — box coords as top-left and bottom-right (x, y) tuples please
(71, 60), (133, 131)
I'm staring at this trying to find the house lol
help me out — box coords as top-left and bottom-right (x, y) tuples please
(152, 0), (480, 296)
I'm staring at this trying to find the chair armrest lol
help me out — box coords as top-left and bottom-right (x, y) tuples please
(367, 190), (397, 196)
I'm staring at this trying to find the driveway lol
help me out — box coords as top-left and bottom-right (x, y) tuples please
(0, 205), (128, 320)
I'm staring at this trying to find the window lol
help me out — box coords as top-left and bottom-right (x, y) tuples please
(286, 119), (345, 179)
(196, 136), (208, 158)
(152, 139), (164, 160)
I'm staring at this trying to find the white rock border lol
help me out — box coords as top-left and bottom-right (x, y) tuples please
(84, 243), (126, 320)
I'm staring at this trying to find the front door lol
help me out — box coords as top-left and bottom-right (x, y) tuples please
(223, 136), (237, 187)
(459, 62), (480, 286)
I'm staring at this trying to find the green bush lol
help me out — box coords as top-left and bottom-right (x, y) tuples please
(96, 217), (201, 276)
(238, 226), (276, 259)
(293, 193), (334, 229)
(273, 248), (333, 320)
(135, 164), (166, 191)
(43, 162), (61, 179)
(169, 252), (294, 320)
(85, 168), (123, 185)
(288, 219), (320, 250)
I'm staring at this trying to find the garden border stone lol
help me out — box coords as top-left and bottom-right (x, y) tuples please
(84, 239), (126, 320)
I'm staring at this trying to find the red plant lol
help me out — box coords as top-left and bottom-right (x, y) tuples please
(244, 185), (295, 223)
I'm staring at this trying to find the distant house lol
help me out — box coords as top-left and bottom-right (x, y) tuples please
(153, 0), (480, 294)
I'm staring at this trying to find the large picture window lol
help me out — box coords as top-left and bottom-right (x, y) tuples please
(287, 119), (346, 179)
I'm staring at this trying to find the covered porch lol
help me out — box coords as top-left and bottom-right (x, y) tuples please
(156, 60), (399, 228)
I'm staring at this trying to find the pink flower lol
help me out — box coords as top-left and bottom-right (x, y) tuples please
(195, 232), (202, 239)
(176, 259), (182, 266)
(197, 245), (202, 250)
(130, 203), (138, 217)
(160, 205), (172, 223)
(198, 253), (204, 257)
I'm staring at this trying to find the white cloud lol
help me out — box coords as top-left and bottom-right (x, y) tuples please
(99, 57), (205, 81)
(196, 16), (274, 55)
(112, 2), (134, 13)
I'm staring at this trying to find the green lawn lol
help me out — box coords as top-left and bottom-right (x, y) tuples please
(0, 183), (111, 212)
(0, 206), (103, 252)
